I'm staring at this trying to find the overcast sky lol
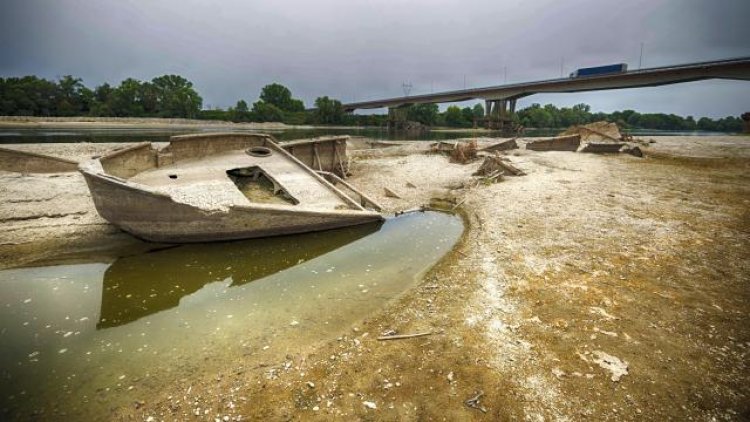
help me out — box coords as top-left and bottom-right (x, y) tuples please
(1, 0), (749, 118)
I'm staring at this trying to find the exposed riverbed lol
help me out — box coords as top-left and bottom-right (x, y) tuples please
(1, 131), (748, 420)
(0, 212), (463, 420)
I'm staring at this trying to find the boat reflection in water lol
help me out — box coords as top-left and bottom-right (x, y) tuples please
(97, 220), (383, 329)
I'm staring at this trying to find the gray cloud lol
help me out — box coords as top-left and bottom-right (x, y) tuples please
(1, 0), (749, 117)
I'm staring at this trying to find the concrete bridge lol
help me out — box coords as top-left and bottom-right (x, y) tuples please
(342, 56), (750, 131)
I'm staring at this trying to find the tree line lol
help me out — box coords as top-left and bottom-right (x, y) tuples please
(514, 103), (744, 133)
(0, 75), (203, 118)
(398, 102), (744, 132)
(0, 74), (744, 132)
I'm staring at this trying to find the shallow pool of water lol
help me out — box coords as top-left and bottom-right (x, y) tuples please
(0, 211), (463, 419)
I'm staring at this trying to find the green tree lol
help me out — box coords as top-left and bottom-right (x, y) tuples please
(90, 83), (114, 116)
(259, 83), (305, 112)
(444, 105), (465, 127)
(313, 96), (344, 124)
(56, 75), (92, 116)
(150, 74), (202, 118)
(406, 103), (439, 126)
(110, 78), (145, 117)
(230, 99), (251, 122)
(250, 100), (284, 122)
(472, 103), (484, 119)
(461, 107), (475, 126)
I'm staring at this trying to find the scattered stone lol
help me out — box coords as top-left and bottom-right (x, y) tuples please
(447, 371), (455, 382)
(306, 381), (315, 389)
(552, 368), (566, 379)
(592, 351), (629, 382)
(363, 401), (377, 409)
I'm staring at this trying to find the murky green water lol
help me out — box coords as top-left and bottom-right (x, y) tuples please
(0, 127), (727, 145)
(0, 211), (463, 420)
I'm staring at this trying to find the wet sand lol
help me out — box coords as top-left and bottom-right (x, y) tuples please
(1, 135), (748, 420)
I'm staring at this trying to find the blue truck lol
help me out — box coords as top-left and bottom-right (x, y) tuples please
(570, 63), (628, 78)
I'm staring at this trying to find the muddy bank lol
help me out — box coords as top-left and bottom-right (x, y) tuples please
(1, 136), (749, 420)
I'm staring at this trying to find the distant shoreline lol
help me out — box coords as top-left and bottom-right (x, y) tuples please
(0, 116), (365, 131)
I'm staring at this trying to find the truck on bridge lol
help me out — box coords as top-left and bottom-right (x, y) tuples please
(570, 63), (628, 78)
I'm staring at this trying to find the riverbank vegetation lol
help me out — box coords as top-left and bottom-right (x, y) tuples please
(0, 75), (744, 132)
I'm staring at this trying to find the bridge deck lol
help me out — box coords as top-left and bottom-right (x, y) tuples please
(342, 57), (750, 111)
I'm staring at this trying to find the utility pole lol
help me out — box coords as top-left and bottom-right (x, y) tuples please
(504, 66), (507, 84)
(463, 74), (466, 89)
(639, 42), (644, 69)
(402, 82), (412, 97)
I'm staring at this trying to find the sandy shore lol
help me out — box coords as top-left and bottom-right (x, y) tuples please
(1, 135), (748, 420)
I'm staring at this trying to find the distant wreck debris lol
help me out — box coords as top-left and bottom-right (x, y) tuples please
(480, 138), (519, 152)
(429, 140), (479, 164)
(560, 121), (623, 143)
(519, 120), (646, 157)
(526, 134), (581, 151)
(580, 143), (626, 154)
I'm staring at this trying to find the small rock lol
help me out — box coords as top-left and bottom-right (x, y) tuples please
(592, 351), (628, 382)
(363, 401), (377, 409)
(306, 381), (315, 389)
(447, 371), (455, 382)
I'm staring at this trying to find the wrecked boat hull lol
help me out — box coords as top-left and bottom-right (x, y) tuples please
(80, 133), (383, 243)
(81, 172), (382, 242)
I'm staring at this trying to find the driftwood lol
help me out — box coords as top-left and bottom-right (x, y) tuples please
(474, 155), (525, 177)
(377, 331), (433, 341)
(465, 391), (487, 413)
(395, 206), (426, 216)
(449, 140), (478, 164)
(384, 187), (402, 199)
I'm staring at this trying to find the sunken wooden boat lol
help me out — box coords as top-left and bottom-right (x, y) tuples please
(79, 133), (384, 243)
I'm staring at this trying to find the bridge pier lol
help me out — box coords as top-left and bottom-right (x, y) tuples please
(482, 98), (519, 134)
(387, 107), (407, 130)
